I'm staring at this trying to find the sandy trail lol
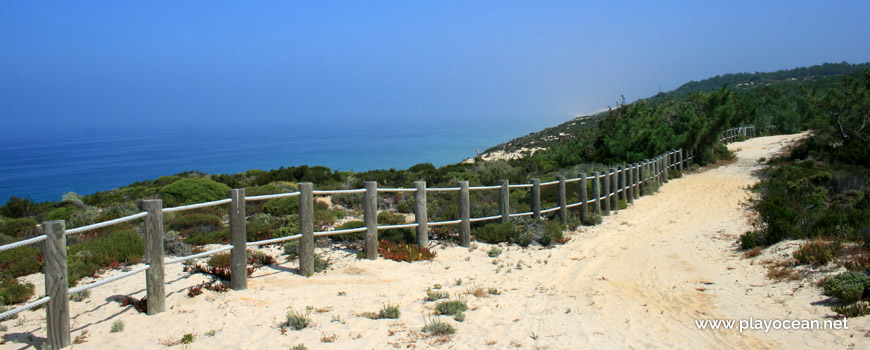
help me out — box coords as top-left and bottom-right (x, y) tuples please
(2, 132), (866, 349)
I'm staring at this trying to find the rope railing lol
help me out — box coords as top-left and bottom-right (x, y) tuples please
(246, 234), (302, 247)
(0, 296), (50, 321)
(469, 185), (501, 190)
(312, 189), (367, 195)
(0, 234), (47, 252)
(509, 183), (533, 188)
(165, 246), (234, 265)
(469, 215), (503, 223)
(508, 211), (534, 217)
(378, 223), (419, 230)
(314, 226), (367, 237)
(428, 219), (463, 226)
(541, 180), (560, 186)
(245, 192), (301, 202)
(66, 212), (148, 235)
(163, 199), (232, 213)
(540, 206), (561, 214)
(426, 187), (461, 192)
(68, 265), (150, 294)
(377, 188), (417, 193)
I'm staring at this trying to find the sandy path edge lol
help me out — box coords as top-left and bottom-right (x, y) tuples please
(2, 132), (866, 349)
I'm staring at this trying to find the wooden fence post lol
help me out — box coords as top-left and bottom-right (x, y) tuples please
(610, 168), (619, 213)
(579, 173), (588, 221)
(557, 175), (568, 225)
(458, 181), (471, 247)
(229, 189), (247, 291)
(143, 199), (165, 315)
(601, 170), (610, 216)
(414, 181), (428, 247)
(531, 178), (541, 219)
(635, 162), (641, 199)
(592, 172), (601, 216)
(43, 220), (70, 349)
(618, 166), (627, 202)
(499, 180), (510, 223)
(626, 164), (634, 205)
(298, 183), (314, 276)
(678, 149), (684, 172)
(364, 181), (378, 260)
(663, 153), (669, 183)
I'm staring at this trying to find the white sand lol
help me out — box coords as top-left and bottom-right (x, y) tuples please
(3, 132), (866, 349)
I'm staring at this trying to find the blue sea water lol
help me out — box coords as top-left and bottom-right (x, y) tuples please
(0, 120), (548, 203)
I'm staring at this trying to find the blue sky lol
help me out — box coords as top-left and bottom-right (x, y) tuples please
(1, 1), (869, 135)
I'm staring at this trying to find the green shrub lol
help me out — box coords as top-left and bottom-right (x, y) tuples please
(332, 220), (365, 241)
(283, 240), (298, 258)
(425, 288), (449, 301)
(518, 219), (563, 246)
(435, 299), (468, 315)
(0, 276), (35, 305)
(285, 309), (311, 330)
(667, 169), (683, 179)
(793, 240), (839, 265)
(314, 254), (331, 273)
(487, 247), (502, 257)
(110, 319), (125, 333)
(377, 211), (414, 244)
(422, 316), (455, 335)
(207, 253), (232, 269)
(0, 245), (42, 278)
(832, 301), (870, 318)
(159, 178), (231, 206)
(167, 214), (222, 231)
(642, 180), (661, 195)
(824, 271), (870, 302)
(580, 214), (602, 226)
(184, 228), (229, 245)
(67, 230), (144, 285)
(617, 199), (628, 210)
(473, 222), (521, 245)
(0, 218), (38, 237)
(70, 290), (90, 302)
(739, 231), (764, 250)
(313, 209), (336, 229)
(45, 206), (78, 222)
(263, 197), (298, 217)
(0, 196), (38, 218)
(96, 204), (139, 221)
(363, 303), (401, 320)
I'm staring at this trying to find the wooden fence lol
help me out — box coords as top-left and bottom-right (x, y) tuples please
(0, 126), (755, 349)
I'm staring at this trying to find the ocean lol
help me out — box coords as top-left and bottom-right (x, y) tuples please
(0, 120), (548, 203)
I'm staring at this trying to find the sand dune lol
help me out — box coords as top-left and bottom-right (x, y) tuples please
(2, 132), (865, 349)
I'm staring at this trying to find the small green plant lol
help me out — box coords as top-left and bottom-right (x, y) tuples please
(455, 278), (463, 286)
(70, 290), (90, 302)
(422, 316), (456, 335)
(435, 299), (468, 315)
(487, 287), (500, 295)
(580, 214), (602, 226)
(433, 283), (442, 289)
(824, 271), (870, 302)
(284, 240), (298, 259)
(487, 247), (502, 257)
(793, 239), (839, 266)
(832, 301), (870, 317)
(205, 329), (216, 337)
(425, 288), (449, 301)
(379, 303), (401, 319)
(314, 254), (331, 273)
(181, 333), (194, 344)
(0, 276), (35, 305)
(285, 308), (312, 330)
(453, 311), (465, 322)
(289, 344), (308, 350)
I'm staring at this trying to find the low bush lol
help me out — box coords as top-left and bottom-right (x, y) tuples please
(313, 209), (337, 230)
(283, 241), (298, 258)
(378, 240), (436, 262)
(362, 303), (401, 319)
(67, 230), (144, 285)
(110, 319), (125, 333)
(0, 276), (35, 305)
(425, 288), (449, 301)
(314, 254), (331, 273)
(263, 197), (298, 217)
(581, 214), (602, 226)
(739, 231), (764, 250)
(377, 211), (415, 244)
(0, 245), (42, 278)
(832, 301), (870, 318)
(167, 213), (222, 231)
(285, 308), (311, 330)
(668, 169), (683, 179)
(824, 271), (870, 302)
(422, 316), (455, 335)
(0, 218), (38, 237)
(332, 220), (365, 241)
(435, 299), (468, 315)
(487, 247), (502, 257)
(793, 239), (839, 265)
(45, 206), (78, 222)
(617, 199), (628, 210)
(642, 180), (661, 195)
(184, 228), (230, 245)
(159, 177), (231, 206)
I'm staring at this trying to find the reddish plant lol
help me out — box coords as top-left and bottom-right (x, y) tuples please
(378, 240), (436, 262)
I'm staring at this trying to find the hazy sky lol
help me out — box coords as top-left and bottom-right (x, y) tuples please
(1, 1), (868, 135)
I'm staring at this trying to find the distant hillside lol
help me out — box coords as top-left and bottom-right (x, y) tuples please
(482, 61), (869, 156)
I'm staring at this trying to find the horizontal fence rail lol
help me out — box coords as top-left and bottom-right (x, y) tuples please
(0, 126), (753, 347)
